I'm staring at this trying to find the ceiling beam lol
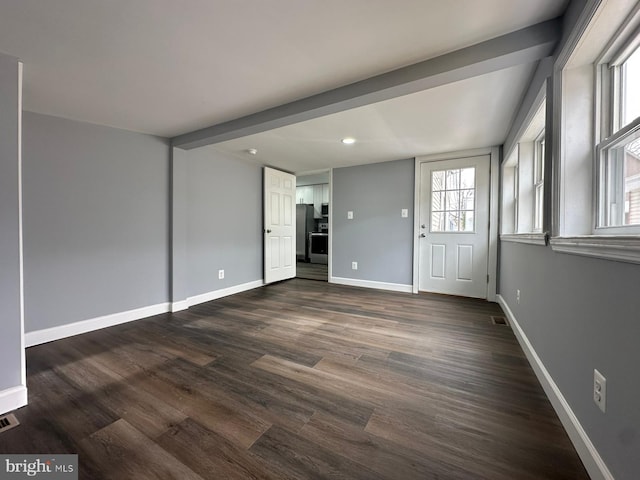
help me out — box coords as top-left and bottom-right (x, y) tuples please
(172, 18), (560, 150)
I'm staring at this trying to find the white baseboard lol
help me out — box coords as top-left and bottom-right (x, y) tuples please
(185, 280), (264, 307)
(496, 295), (614, 480)
(0, 385), (27, 415)
(25, 302), (171, 347)
(330, 276), (413, 293)
(26, 281), (265, 348)
(170, 299), (190, 312)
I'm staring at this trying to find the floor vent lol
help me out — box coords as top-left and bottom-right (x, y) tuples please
(0, 413), (20, 434)
(491, 315), (509, 326)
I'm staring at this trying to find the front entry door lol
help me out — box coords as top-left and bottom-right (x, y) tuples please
(264, 167), (296, 284)
(418, 156), (490, 298)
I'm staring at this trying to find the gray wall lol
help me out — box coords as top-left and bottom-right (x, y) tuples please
(186, 147), (263, 296)
(23, 112), (171, 332)
(332, 159), (414, 285)
(499, 242), (640, 479)
(0, 52), (23, 393)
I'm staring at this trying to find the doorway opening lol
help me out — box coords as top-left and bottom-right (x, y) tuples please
(296, 171), (329, 281)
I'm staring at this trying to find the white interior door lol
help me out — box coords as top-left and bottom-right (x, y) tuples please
(418, 155), (490, 298)
(264, 167), (296, 284)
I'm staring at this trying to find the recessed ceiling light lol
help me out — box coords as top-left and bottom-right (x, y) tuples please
(341, 137), (356, 145)
(247, 148), (257, 155)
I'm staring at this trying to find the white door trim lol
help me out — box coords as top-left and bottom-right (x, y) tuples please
(328, 168), (333, 281)
(412, 147), (499, 300)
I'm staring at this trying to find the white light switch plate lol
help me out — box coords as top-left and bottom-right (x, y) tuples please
(401, 208), (408, 218)
(347, 211), (354, 219)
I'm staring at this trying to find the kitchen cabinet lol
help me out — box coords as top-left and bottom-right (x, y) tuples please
(322, 184), (329, 203)
(297, 184), (329, 217)
(296, 186), (313, 204)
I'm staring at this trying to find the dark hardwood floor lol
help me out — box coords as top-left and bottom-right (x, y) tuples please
(0, 279), (589, 479)
(296, 261), (328, 281)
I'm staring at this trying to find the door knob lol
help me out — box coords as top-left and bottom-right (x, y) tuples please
(265, 229), (272, 233)
(421, 224), (426, 229)
(420, 233), (426, 238)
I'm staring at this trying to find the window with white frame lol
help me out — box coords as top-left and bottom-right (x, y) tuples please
(534, 131), (545, 232)
(551, 0), (640, 262)
(500, 98), (546, 239)
(597, 37), (640, 232)
(501, 149), (518, 234)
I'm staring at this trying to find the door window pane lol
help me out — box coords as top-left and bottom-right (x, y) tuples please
(431, 167), (476, 232)
(446, 169), (460, 190)
(462, 211), (475, 232)
(431, 212), (444, 231)
(432, 171), (445, 190)
(447, 212), (460, 231)
(432, 191), (444, 211)
(461, 189), (474, 210)
(446, 191), (460, 211)
(461, 168), (475, 189)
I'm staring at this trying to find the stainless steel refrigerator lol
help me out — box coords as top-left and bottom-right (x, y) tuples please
(296, 204), (315, 262)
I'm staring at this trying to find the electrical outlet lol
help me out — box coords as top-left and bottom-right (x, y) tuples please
(516, 289), (521, 304)
(594, 369), (606, 413)
(347, 211), (354, 220)
(218, 269), (224, 280)
(351, 261), (358, 270)
(401, 208), (408, 218)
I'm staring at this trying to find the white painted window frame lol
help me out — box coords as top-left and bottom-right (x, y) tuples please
(595, 121), (640, 233)
(500, 149), (517, 237)
(594, 24), (640, 234)
(550, 0), (640, 264)
(533, 130), (545, 233)
(500, 85), (548, 246)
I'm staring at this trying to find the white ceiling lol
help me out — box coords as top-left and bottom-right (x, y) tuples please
(0, 0), (568, 172)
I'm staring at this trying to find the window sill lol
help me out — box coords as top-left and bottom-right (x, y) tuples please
(550, 236), (640, 264)
(500, 233), (548, 246)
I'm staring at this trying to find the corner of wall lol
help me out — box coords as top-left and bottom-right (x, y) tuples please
(0, 386), (27, 416)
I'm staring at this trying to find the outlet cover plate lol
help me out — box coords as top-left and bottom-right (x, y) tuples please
(594, 369), (606, 413)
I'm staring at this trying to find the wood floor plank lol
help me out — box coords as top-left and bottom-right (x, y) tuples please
(131, 365), (271, 449)
(365, 406), (585, 480)
(156, 418), (287, 480)
(208, 356), (375, 428)
(300, 412), (484, 480)
(250, 425), (387, 480)
(123, 327), (219, 366)
(80, 419), (204, 480)
(164, 358), (315, 433)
